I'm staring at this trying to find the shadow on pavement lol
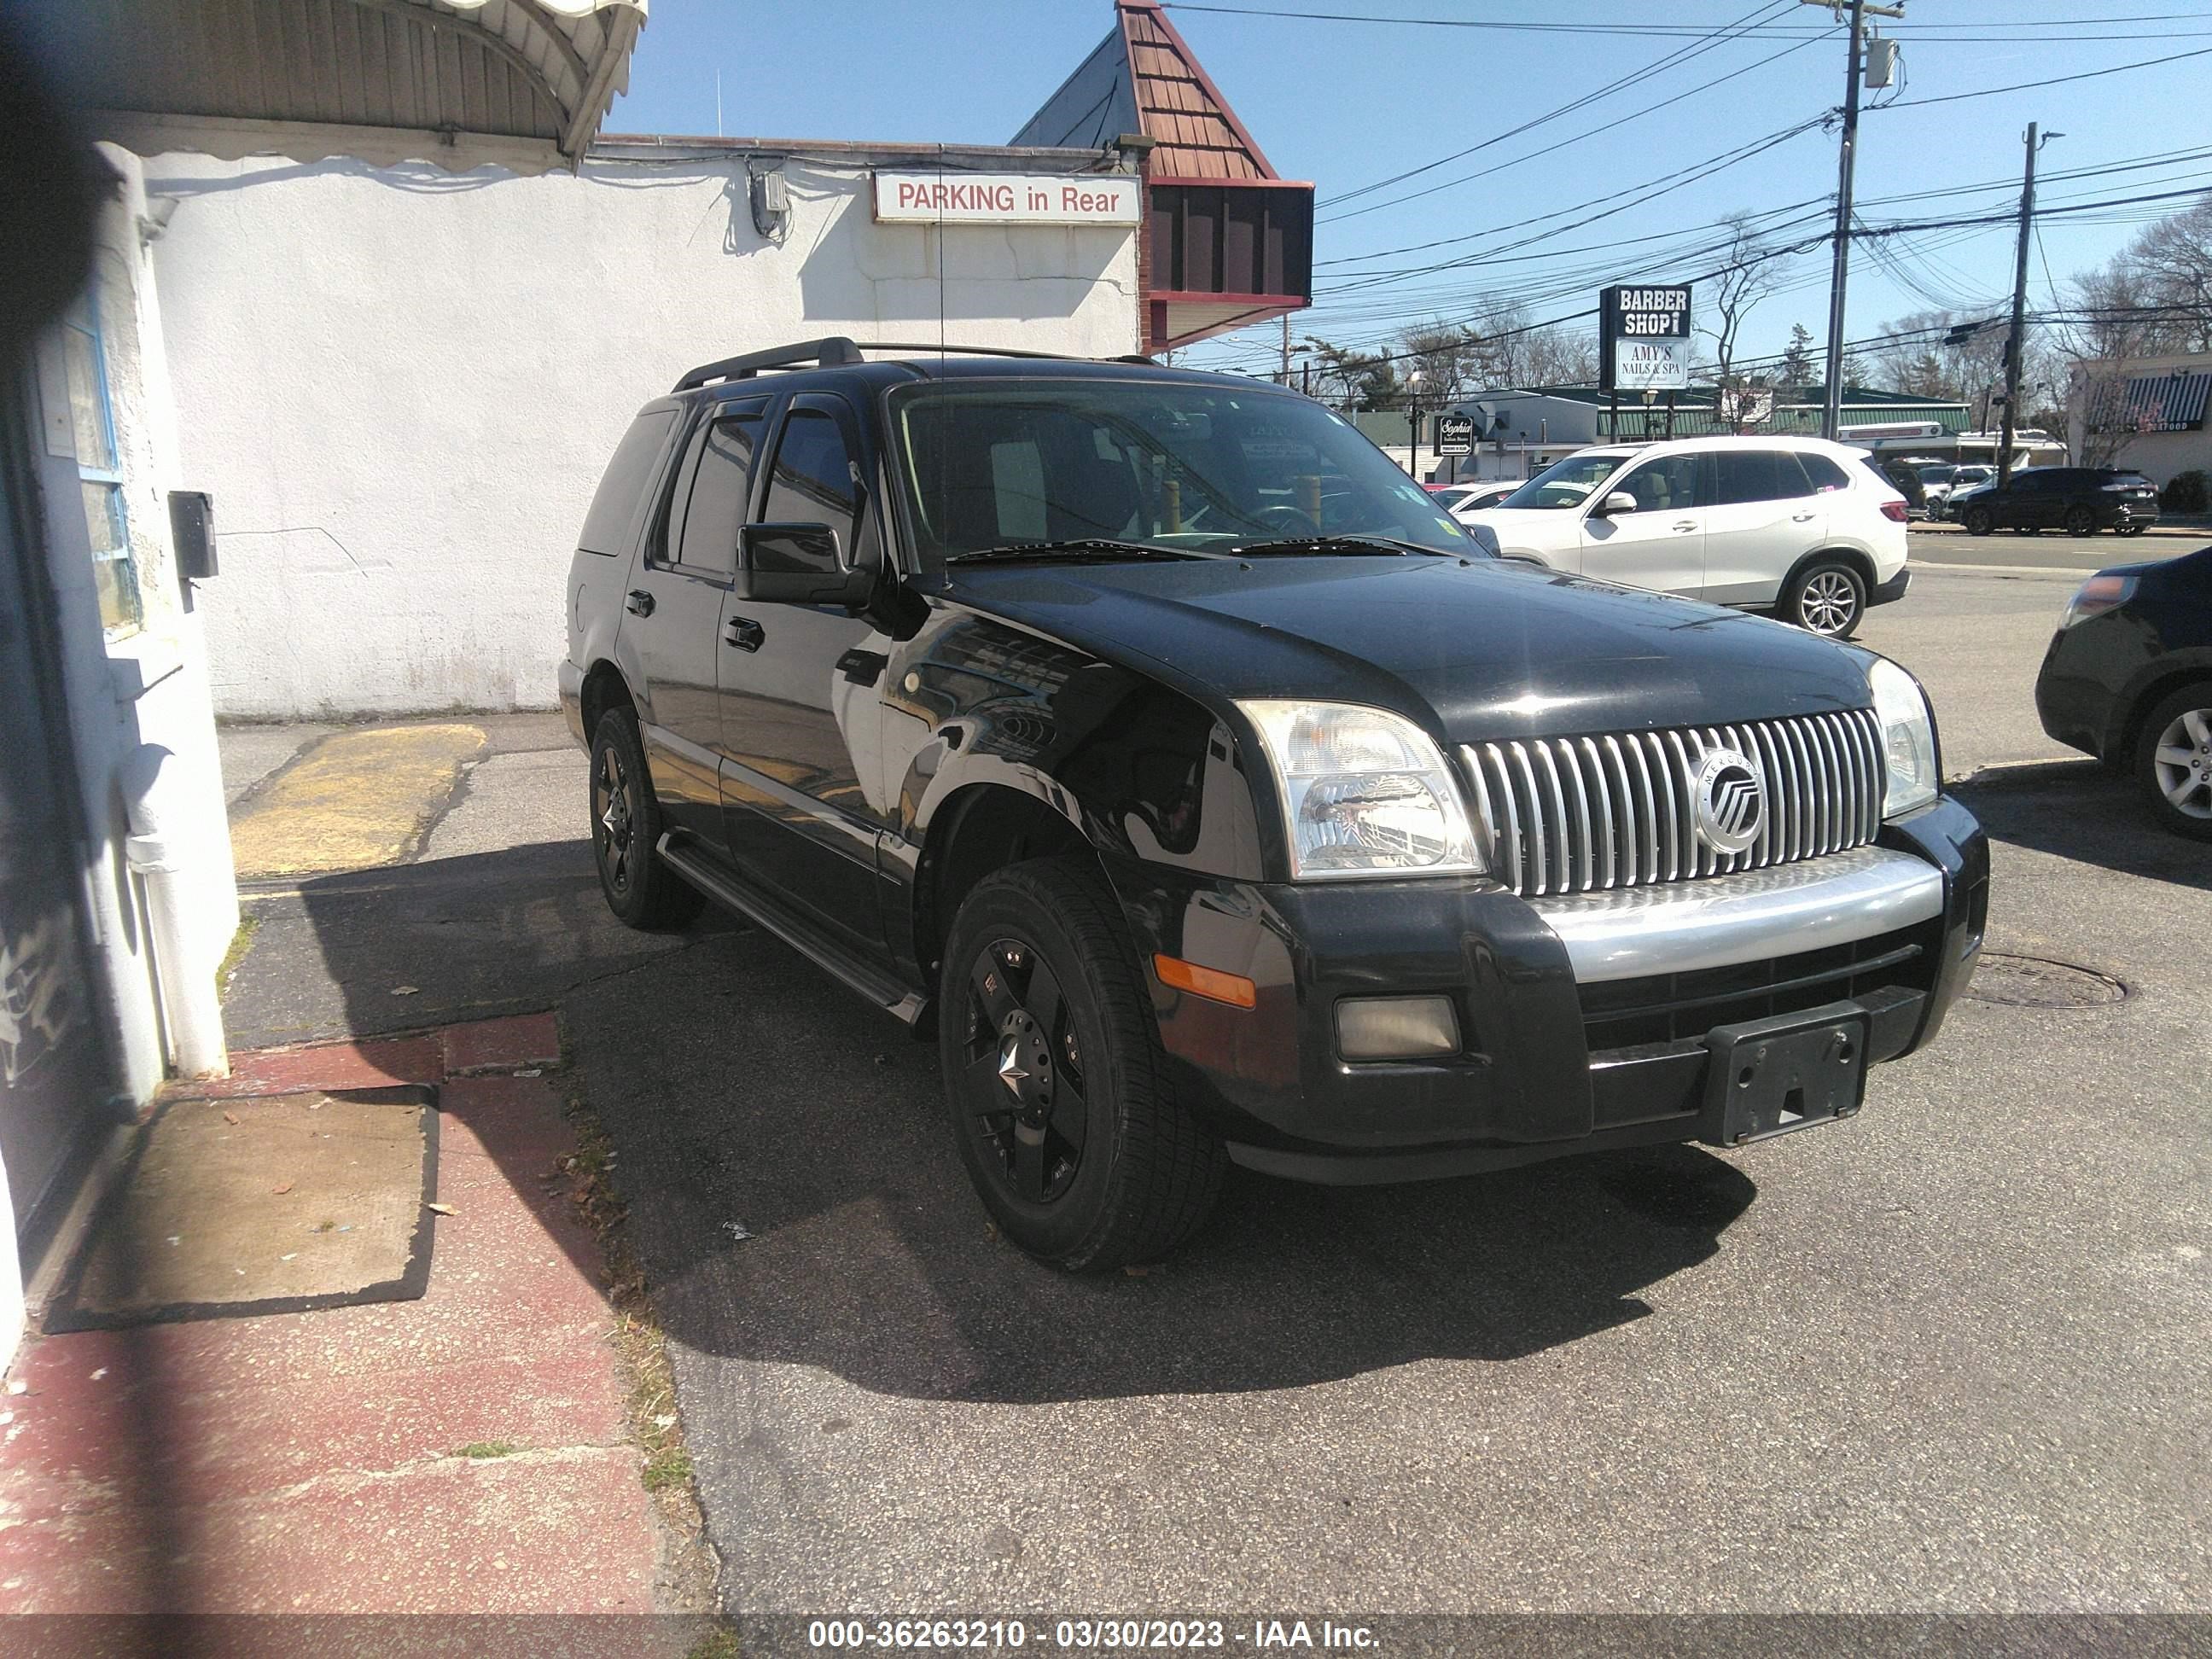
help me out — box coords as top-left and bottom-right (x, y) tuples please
(1953, 760), (2211, 893)
(225, 839), (736, 1049)
(562, 926), (1757, 1404)
(261, 836), (1759, 1403)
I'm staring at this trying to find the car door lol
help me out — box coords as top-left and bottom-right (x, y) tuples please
(1576, 449), (1706, 596)
(620, 397), (769, 848)
(1703, 448), (1824, 606)
(716, 392), (887, 958)
(2011, 470), (2058, 528)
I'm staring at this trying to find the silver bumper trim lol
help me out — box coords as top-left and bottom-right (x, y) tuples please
(1531, 845), (1944, 983)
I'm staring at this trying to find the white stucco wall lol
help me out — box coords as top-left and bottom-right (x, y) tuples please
(137, 140), (1143, 718)
(28, 148), (239, 1109)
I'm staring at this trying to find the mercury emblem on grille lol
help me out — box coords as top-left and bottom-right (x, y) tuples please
(1692, 747), (1765, 854)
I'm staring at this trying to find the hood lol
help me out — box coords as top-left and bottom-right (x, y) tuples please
(933, 556), (1877, 744)
(1457, 506), (1584, 551)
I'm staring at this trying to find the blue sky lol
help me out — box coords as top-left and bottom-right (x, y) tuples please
(606, 2), (2212, 379)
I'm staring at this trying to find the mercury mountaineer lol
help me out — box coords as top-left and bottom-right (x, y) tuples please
(560, 340), (1989, 1270)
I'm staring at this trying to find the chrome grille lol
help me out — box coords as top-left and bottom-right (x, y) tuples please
(1460, 710), (1885, 898)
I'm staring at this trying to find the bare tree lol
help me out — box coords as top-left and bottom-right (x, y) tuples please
(1697, 215), (1787, 415)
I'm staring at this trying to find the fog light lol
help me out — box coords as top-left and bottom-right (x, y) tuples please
(1336, 995), (1460, 1061)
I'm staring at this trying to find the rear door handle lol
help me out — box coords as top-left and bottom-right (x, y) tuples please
(1791, 511), (1817, 522)
(625, 588), (655, 616)
(1672, 521), (1698, 533)
(725, 614), (765, 652)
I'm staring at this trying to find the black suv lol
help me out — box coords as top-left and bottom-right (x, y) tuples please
(561, 340), (1988, 1269)
(1953, 466), (2160, 537)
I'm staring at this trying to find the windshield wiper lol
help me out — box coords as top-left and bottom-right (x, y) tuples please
(1229, 535), (1430, 557)
(944, 538), (1211, 566)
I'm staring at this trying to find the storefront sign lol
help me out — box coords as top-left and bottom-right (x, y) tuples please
(1436, 413), (1474, 457)
(873, 172), (1141, 227)
(1599, 282), (1691, 392)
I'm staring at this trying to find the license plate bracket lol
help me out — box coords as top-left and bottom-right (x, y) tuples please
(1700, 1001), (1870, 1148)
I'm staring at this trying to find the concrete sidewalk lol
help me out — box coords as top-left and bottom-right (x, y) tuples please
(1, 715), (723, 1624)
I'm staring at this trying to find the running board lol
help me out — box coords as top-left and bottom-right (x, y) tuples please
(657, 835), (927, 1026)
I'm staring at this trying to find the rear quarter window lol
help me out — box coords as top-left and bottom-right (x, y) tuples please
(579, 407), (678, 556)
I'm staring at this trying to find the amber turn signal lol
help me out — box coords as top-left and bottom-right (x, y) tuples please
(1152, 954), (1257, 1009)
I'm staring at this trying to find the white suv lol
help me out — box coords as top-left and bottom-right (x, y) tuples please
(1459, 435), (1911, 637)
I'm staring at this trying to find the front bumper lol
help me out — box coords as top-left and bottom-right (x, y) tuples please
(1110, 795), (1988, 1184)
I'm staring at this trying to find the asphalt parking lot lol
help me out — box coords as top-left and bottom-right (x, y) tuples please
(223, 556), (2211, 1616)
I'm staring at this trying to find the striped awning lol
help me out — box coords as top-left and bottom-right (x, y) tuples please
(2093, 371), (2212, 433)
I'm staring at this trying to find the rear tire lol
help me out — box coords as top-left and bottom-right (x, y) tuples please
(1780, 561), (1866, 639)
(1962, 506), (1993, 536)
(2064, 505), (2096, 536)
(939, 857), (1225, 1271)
(2135, 683), (2212, 841)
(590, 708), (706, 929)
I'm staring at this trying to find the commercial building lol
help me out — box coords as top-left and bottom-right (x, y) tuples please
(2069, 353), (2212, 487)
(2, 0), (1304, 1353)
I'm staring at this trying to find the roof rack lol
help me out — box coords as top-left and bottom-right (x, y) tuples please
(672, 338), (1155, 391)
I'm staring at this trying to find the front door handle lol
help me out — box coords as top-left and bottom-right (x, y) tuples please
(1791, 511), (1817, 522)
(725, 614), (765, 652)
(1672, 520), (1698, 533)
(625, 588), (655, 616)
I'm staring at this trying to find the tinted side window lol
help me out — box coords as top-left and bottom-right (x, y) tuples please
(579, 408), (676, 556)
(675, 410), (764, 573)
(760, 407), (860, 573)
(1610, 452), (1704, 513)
(1797, 452), (1851, 492)
(1714, 451), (1806, 505)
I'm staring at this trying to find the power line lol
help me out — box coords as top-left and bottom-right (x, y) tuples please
(1165, 3), (2212, 38)
(1321, 0), (1795, 210)
(1883, 41), (2212, 108)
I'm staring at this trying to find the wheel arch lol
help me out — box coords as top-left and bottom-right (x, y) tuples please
(2110, 657), (2212, 764)
(912, 781), (1099, 993)
(579, 660), (637, 742)
(1782, 545), (1877, 598)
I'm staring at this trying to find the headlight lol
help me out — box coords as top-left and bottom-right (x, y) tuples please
(1867, 658), (1937, 818)
(1238, 701), (1484, 880)
(2059, 573), (2136, 628)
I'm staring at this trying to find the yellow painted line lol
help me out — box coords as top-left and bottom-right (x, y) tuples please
(228, 725), (486, 878)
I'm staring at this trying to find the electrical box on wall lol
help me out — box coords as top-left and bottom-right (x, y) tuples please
(168, 490), (216, 579)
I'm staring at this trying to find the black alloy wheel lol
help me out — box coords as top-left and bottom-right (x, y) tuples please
(939, 858), (1225, 1270)
(2064, 504), (2097, 536)
(959, 935), (1091, 1207)
(590, 709), (705, 929)
(1962, 505), (1994, 535)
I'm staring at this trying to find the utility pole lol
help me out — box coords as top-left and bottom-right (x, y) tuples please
(1805, 0), (1904, 440)
(1999, 123), (2059, 486)
(1280, 313), (1291, 386)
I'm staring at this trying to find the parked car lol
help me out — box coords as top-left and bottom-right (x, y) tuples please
(1871, 457), (1930, 520)
(1918, 463), (1992, 519)
(1459, 435), (1911, 637)
(562, 340), (1987, 1269)
(2034, 544), (2212, 840)
(1953, 466), (2161, 537)
(1447, 480), (1521, 518)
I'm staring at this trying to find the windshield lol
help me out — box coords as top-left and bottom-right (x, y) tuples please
(1499, 451), (1633, 510)
(888, 380), (1473, 567)
(1918, 465), (1955, 483)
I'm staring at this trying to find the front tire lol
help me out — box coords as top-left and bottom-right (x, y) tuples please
(2136, 684), (2212, 841)
(938, 857), (1225, 1271)
(590, 708), (706, 929)
(2064, 505), (2097, 536)
(1781, 561), (1866, 638)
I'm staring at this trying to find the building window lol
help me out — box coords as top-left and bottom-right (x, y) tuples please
(60, 285), (138, 634)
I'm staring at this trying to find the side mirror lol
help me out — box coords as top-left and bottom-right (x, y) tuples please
(737, 522), (875, 608)
(1593, 491), (1638, 517)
